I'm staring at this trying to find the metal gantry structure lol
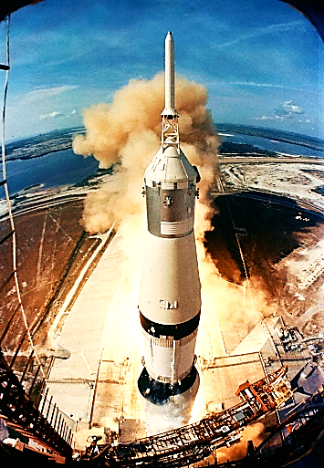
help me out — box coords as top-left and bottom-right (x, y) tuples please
(0, 346), (73, 458)
(92, 367), (292, 467)
(213, 388), (324, 467)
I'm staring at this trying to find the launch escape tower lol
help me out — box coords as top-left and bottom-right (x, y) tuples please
(138, 32), (201, 414)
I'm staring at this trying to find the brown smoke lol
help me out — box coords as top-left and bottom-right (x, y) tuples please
(73, 72), (220, 235)
(216, 423), (265, 463)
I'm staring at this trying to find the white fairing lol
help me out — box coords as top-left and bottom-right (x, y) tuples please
(139, 232), (201, 325)
(145, 146), (197, 186)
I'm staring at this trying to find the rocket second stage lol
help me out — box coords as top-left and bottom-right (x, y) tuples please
(138, 32), (201, 410)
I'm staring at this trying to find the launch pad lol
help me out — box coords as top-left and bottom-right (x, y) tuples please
(44, 225), (321, 454)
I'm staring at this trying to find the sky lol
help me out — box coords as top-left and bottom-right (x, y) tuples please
(0, 0), (323, 141)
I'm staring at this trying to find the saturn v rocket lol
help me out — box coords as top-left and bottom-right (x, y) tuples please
(138, 32), (201, 417)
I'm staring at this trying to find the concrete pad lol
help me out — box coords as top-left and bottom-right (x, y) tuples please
(48, 233), (126, 421)
(47, 229), (288, 450)
(192, 353), (265, 422)
(47, 382), (93, 422)
(231, 322), (269, 355)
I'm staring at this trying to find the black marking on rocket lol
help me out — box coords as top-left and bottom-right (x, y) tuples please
(138, 366), (199, 405)
(140, 311), (200, 340)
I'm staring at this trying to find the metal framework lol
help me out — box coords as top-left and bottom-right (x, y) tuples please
(0, 1), (43, 23)
(162, 115), (180, 153)
(0, 347), (72, 458)
(254, 389), (324, 458)
(94, 367), (292, 467)
(213, 388), (324, 467)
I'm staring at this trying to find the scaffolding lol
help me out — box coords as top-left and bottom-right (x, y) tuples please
(93, 367), (292, 467)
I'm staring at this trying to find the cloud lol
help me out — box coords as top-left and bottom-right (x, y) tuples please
(276, 100), (303, 118)
(40, 110), (77, 120)
(214, 20), (304, 49)
(215, 81), (287, 89)
(254, 100), (307, 123)
(27, 85), (78, 101)
(40, 111), (63, 120)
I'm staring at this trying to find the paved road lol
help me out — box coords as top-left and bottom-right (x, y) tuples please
(218, 156), (323, 165)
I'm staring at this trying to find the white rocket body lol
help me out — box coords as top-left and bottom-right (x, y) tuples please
(138, 32), (201, 414)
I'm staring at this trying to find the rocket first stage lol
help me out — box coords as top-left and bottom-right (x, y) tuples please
(138, 32), (201, 415)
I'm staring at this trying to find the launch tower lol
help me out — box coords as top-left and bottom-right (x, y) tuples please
(138, 32), (201, 419)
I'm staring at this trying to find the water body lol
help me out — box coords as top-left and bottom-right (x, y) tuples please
(1, 125), (323, 197)
(220, 132), (324, 158)
(4, 149), (98, 195)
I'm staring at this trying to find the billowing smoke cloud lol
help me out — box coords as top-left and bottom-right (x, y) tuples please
(73, 72), (219, 236)
(73, 73), (276, 438)
(143, 396), (197, 435)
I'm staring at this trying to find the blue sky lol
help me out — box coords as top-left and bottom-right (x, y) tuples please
(0, 0), (323, 141)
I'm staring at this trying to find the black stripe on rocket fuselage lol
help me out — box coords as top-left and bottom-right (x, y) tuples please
(146, 185), (195, 238)
(140, 311), (200, 340)
(138, 365), (199, 405)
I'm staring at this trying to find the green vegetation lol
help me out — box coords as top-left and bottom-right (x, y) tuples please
(219, 141), (277, 157)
